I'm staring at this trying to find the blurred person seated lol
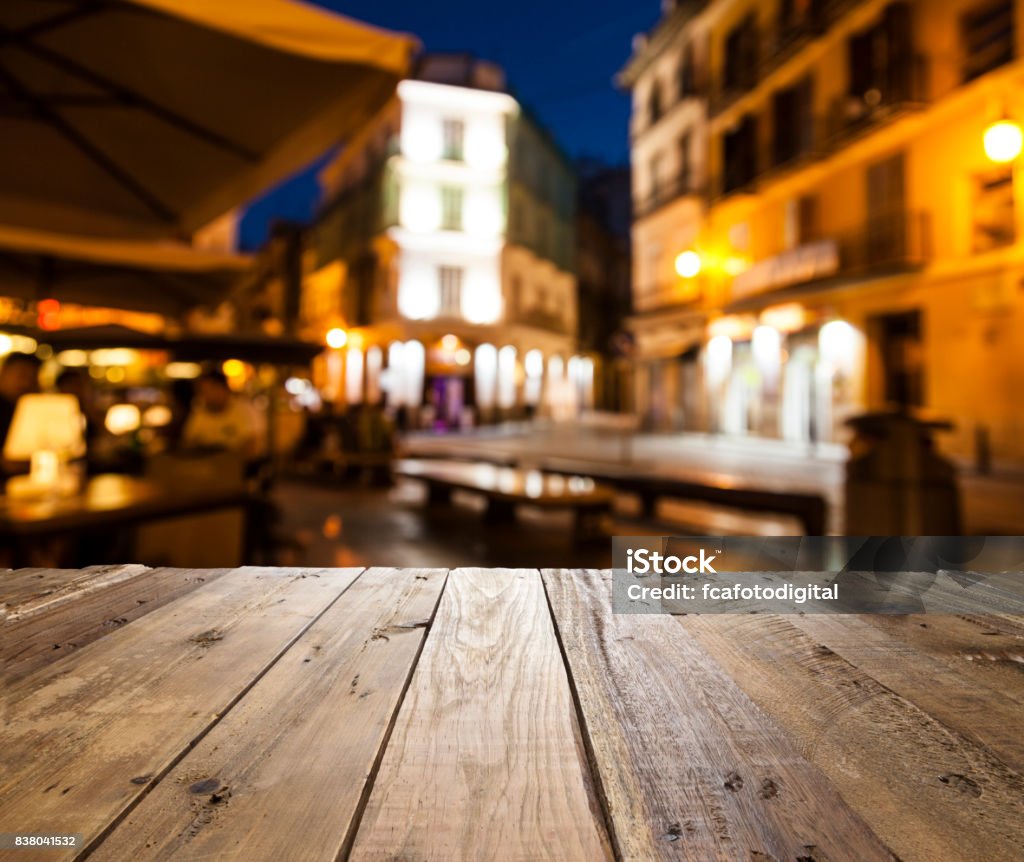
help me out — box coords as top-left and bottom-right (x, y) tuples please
(0, 351), (41, 475)
(182, 369), (262, 460)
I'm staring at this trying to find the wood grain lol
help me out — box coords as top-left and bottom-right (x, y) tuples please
(1, 566), (150, 616)
(2, 566), (227, 681)
(349, 568), (613, 862)
(681, 613), (1024, 862)
(790, 613), (1024, 771)
(89, 567), (447, 862)
(542, 568), (895, 861)
(0, 566), (363, 860)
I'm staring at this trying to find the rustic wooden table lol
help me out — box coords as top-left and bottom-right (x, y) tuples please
(2, 566), (1022, 861)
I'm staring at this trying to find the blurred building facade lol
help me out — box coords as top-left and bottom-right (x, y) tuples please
(575, 159), (633, 411)
(623, 0), (1024, 465)
(305, 54), (586, 427)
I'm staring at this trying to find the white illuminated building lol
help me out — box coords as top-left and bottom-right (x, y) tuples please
(306, 55), (585, 428)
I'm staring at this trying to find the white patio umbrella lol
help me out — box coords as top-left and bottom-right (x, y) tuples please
(0, 0), (416, 240)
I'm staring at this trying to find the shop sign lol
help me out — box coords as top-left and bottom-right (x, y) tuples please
(731, 240), (840, 300)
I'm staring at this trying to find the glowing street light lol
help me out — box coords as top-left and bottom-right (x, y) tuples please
(326, 327), (348, 349)
(984, 118), (1023, 163)
(675, 250), (702, 278)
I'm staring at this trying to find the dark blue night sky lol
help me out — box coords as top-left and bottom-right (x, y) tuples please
(238, 0), (658, 249)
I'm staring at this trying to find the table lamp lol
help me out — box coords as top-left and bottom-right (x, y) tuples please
(3, 393), (86, 500)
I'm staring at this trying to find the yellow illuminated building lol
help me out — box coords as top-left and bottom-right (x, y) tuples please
(624, 0), (1024, 465)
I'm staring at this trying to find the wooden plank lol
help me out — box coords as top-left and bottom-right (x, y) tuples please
(857, 611), (1024, 696)
(681, 613), (1024, 862)
(0, 566), (364, 860)
(2, 567), (228, 681)
(790, 613), (1024, 771)
(349, 568), (613, 862)
(1, 566), (149, 615)
(542, 568), (895, 862)
(89, 568), (447, 862)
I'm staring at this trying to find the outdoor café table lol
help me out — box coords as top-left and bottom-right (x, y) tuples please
(1, 566), (1023, 861)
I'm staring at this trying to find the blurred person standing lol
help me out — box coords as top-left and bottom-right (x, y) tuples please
(182, 369), (262, 459)
(0, 352), (41, 453)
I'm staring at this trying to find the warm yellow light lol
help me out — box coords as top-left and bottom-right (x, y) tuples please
(723, 256), (749, 276)
(984, 119), (1023, 163)
(222, 359), (246, 378)
(57, 349), (89, 367)
(142, 405), (173, 427)
(326, 327), (348, 349)
(455, 348), (472, 366)
(441, 334), (460, 351)
(675, 250), (702, 279)
(90, 348), (137, 366)
(760, 303), (807, 334)
(166, 361), (202, 379)
(0, 333), (15, 356)
(105, 367), (126, 384)
(105, 403), (141, 435)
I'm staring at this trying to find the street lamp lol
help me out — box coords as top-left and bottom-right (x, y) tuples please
(326, 327), (348, 349)
(675, 250), (702, 278)
(984, 117), (1023, 163)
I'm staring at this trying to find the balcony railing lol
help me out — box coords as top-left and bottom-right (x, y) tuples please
(823, 54), (930, 148)
(728, 211), (931, 304)
(633, 175), (706, 220)
(834, 210), (932, 274)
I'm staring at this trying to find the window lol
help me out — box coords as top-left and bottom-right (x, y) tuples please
(973, 168), (1015, 252)
(772, 76), (814, 167)
(678, 132), (693, 192)
(649, 154), (664, 201)
(962, 0), (1014, 82)
(438, 266), (463, 316)
(847, 3), (914, 105)
(648, 81), (664, 125)
(679, 45), (697, 98)
(722, 114), (758, 194)
(441, 185), (463, 230)
(723, 13), (759, 94)
(442, 118), (464, 160)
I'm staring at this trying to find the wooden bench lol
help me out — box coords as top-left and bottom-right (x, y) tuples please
(535, 458), (829, 535)
(393, 458), (614, 543)
(402, 446), (829, 535)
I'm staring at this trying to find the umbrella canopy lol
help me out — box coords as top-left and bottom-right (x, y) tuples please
(0, 0), (416, 240)
(0, 224), (252, 315)
(30, 322), (322, 366)
(31, 323), (170, 350)
(170, 332), (323, 365)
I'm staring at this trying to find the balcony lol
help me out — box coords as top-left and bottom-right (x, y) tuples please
(835, 209), (931, 274)
(824, 55), (930, 149)
(729, 210), (931, 306)
(633, 174), (706, 220)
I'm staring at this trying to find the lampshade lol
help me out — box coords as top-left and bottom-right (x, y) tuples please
(3, 394), (86, 460)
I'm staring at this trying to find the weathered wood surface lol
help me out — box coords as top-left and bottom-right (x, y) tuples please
(349, 568), (613, 861)
(790, 613), (1024, 771)
(92, 568), (446, 862)
(1, 567), (1021, 862)
(1, 565), (226, 681)
(681, 613), (1024, 862)
(542, 568), (895, 861)
(0, 566), (363, 859)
